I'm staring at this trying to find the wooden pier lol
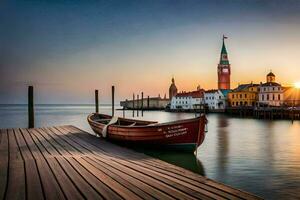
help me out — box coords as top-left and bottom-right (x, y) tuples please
(0, 125), (261, 200)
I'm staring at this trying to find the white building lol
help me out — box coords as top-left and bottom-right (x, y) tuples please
(258, 72), (284, 106)
(170, 90), (205, 110)
(204, 89), (230, 111)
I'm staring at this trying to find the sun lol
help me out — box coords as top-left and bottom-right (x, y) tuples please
(294, 82), (300, 89)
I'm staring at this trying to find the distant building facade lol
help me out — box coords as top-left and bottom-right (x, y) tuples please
(218, 36), (231, 90)
(170, 88), (205, 110)
(204, 89), (230, 111)
(228, 83), (259, 107)
(258, 72), (283, 106)
(169, 77), (178, 100)
(120, 96), (169, 110)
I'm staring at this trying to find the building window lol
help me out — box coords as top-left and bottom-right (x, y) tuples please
(267, 94), (269, 100)
(245, 94), (247, 98)
(240, 94), (242, 98)
(262, 95), (264, 101)
(278, 94), (280, 100)
(273, 94), (275, 100)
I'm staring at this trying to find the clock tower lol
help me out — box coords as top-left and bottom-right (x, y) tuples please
(218, 35), (231, 90)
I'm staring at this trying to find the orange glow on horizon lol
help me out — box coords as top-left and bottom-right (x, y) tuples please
(294, 82), (300, 89)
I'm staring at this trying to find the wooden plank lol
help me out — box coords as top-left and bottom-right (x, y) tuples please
(58, 126), (204, 199)
(46, 127), (90, 156)
(66, 157), (123, 200)
(66, 125), (260, 200)
(89, 157), (204, 200)
(65, 125), (261, 200)
(83, 157), (174, 200)
(61, 127), (213, 198)
(60, 126), (215, 199)
(5, 129), (26, 200)
(142, 159), (259, 200)
(30, 129), (60, 157)
(47, 158), (83, 200)
(21, 128), (66, 200)
(55, 157), (103, 199)
(0, 129), (9, 200)
(37, 128), (71, 156)
(109, 156), (221, 199)
(52, 127), (154, 199)
(55, 127), (172, 199)
(28, 128), (84, 199)
(14, 129), (44, 200)
(73, 157), (142, 200)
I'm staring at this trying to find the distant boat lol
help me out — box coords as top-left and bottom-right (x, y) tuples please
(87, 113), (207, 150)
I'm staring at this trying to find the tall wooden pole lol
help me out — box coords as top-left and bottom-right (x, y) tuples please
(141, 92), (144, 116)
(28, 86), (34, 128)
(95, 90), (99, 113)
(112, 86), (115, 116)
(137, 94), (139, 117)
(147, 95), (150, 109)
(123, 99), (126, 118)
(133, 93), (135, 117)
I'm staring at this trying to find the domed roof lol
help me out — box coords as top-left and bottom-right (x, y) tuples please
(267, 72), (275, 77)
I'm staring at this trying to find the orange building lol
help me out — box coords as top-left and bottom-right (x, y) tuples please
(227, 83), (259, 107)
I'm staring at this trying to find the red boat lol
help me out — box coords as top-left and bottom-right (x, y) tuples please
(87, 113), (207, 150)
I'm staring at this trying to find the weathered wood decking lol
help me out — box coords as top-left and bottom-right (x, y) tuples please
(0, 125), (261, 200)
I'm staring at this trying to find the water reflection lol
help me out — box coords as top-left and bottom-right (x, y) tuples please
(216, 115), (229, 180)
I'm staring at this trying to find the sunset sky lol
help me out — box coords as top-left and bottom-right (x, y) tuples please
(1, 0), (300, 104)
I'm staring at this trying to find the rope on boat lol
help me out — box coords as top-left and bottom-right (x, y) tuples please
(101, 116), (119, 138)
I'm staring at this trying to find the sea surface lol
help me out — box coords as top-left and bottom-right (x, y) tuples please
(1, 104), (300, 199)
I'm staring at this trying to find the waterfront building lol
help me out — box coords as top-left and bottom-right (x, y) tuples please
(120, 95), (169, 110)
(218, 35), (231, 90)
(258, 72), (283, 106)
(228, 83), (259, 107)
(169, 77), (178, 100)
(204, 89), (231, 112)
(170, 88), (205, 110)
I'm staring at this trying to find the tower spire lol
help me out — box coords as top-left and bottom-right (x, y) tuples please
(220, 35), (229, 65)
(217, 35), (231, 90)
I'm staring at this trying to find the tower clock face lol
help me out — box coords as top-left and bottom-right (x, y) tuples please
(222, 55), (227, 60)
(222, 68), (229, 73)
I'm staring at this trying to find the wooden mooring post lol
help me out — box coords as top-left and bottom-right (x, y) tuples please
(123, 99), (126, 118)
(132, 93), (135, 117)
(137, 94), (139, 117)
(112, 86), (115, 116)
(147, 95), (150, 109)
(95, 90), (99, 113)
(141, 92), (144, 116)
(28, 86), (34, 128)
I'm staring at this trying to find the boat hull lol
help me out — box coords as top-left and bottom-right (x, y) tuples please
(88, 113), (206, 147)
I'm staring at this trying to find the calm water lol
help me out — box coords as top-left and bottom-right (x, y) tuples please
(1, 104), (300, 199)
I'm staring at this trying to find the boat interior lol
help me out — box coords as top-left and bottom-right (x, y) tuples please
(91, 114), (156, 126)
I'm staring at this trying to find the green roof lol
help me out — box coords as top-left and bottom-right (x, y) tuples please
(219, 39), (229, 65)
(221, 40), (227, 54)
